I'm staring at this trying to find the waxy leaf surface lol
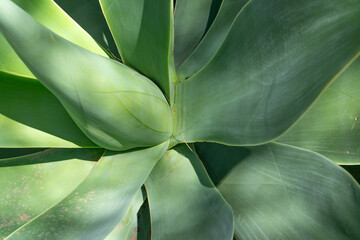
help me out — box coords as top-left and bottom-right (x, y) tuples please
(145, 144), (234, 240)
(7, 141), (168, 240)
(202, 143), (360, 239)
(0, 0), (106, 78)
(0, 71), (96, 148)
(0, 0), (173, 150)
(176, 0), (249, 80)
(100, 0), (176, 101)
(105, 190), (144, 240)
(276, 57), (360, 164)
(0, 148), (103, 239)
(173, 0), (360, 145)
(174, 0), (213, 66)
(54, 0), (118, 58)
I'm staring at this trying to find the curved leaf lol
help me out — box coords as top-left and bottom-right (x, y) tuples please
(137, 199), (152, 240)
(176, 0), (249, 80)
(211, 143), (360, 239)
(6, 141), (168, 240)
(105, 190), (145, 240)
(195, 142), (249, 186)
(53, 0), (119, 58)
(173, 0), (360, 146)
(99, 0), (176, 101)
(0, 0), (106, 78)
(174, 0), (214, 66)
(145, 144), (234, 240)
(276, 57), (360, 164)
(0, 0), (173, 151)
(0, 148), (103, 238)
(0, 71), (96, 148)
(342, 165), (360, 183)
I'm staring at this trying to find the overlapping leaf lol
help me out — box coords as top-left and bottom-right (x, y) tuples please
(0, 0), (106, 78)
(0, 0), (172, 150)
(145, 144), (234, 240)
(176, 0), (249, 80)
(195, 142), (249, 186)
(173, 0), (360, 146)
(0, 72), (96, 148)
(6, 141), (168, 240)
(0, 0), (359, 239)
(54, 0), (118, 58)
(276, 57), (360, 164)
(136, 200), (152, 240)
(196, 142), (360, 239)
(174, 0), (214, 66)
(0, 148), (103, 239)
(100, 0), (176, 101)
(0, 148), (45, 159)
(105, 190), (145, 240)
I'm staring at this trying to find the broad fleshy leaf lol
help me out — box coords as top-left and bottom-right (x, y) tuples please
(173, 0), (360, 145)
(195, 142), (249, 186)
(0, 71), (96, 148)
(276, 57), (360, 164)
(0, 0), (173, 151)
(105, 190), (144, 240)
(145, 144), (234, 240)
(0, 0), (106, 78)
(0, 148), (103, 238)
(174, 0), (214, 66)
(199, 143), (360, 239)
(176, 0), (249, 80)
(6, 141), (168, 240)
(99, 0), (176, 101)
(53, 0), (119, 59)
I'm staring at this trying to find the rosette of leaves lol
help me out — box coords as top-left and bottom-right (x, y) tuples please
(0, 0), (359, 239)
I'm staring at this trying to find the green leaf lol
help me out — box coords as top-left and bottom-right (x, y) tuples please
(0, 148), (46, 159)
(173, 0), (360, 145)
(145, 144), (234, 240)
(276, 57), (360, 164)
(137, 199), (152, 240)
(6, 141), (168, 240)
(53, 0), (119, 59)
(203, 0), (223, 33)
(99, 0), (176, 101)
(0, 148), (103, 238)
(105, 189), (145, 240)
(0, 0), (107, 78)
(0, 71), (97, 148)
(174, 0), (214, 66)
(0, 0), (173, 151)
(213, 143), (360, 239)
(176, 0), (249, 81)
(0, 34), (33, 78)
(195, 142), (249, 186)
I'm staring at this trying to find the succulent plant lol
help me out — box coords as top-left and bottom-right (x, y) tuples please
(0, 0), (359, 239)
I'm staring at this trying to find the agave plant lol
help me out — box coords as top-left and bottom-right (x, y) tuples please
(1, 0), (360, 239)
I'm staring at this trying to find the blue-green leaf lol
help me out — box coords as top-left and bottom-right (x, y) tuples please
(276, 57), (360, 164)
(173, 0), (360, 146)
(6, 141), (168, 240)
(99, 0), (176, 101)
(145, 144), (234, 240)
(0, 71), (96, 148)
(0, 148), (103, 238)
(200, 143), (360, 239)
